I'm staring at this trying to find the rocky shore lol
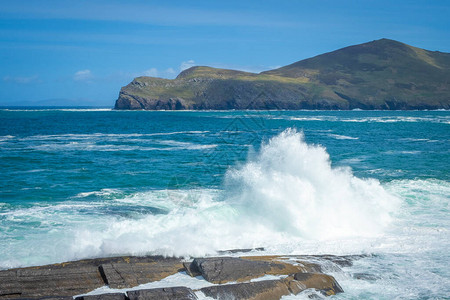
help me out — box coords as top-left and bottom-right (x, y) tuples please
(0, 251), (356, 300)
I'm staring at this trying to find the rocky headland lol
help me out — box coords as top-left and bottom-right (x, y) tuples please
(0, 251), (363, 299)
(115, 39), (450, 111)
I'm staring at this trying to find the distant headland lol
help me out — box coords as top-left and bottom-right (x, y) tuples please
(114, 39), (450, 110)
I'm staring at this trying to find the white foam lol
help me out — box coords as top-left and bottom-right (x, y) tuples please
(0, 129), (405, 269)
(400, 138), (431, 142)
(383, 150), (422, 155)
(286, 115), (450, 124)
(290, 116), (331, 121)
(338, 157), (365, 165)
(26, 140), (215, 152)
(225, 129), (400, 240)
(0, 135), (15, 141)
(6, 132), (214, 152)
(281, 291), (326, 300)
(155, 140), (217, 150)
(74, 189), (122, 198)
(65, 130), (400, 260)
(21, 131), (208, 141)
(327, 133), (359, 140)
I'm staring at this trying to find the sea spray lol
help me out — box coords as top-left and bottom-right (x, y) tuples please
(0, 128), (402, 268)
(225, 128), (400, 239)
(69, 129), (400, 259)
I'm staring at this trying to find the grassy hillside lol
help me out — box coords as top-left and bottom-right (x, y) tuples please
(115, 39), (450, 110)
(263, 39), (450, 109)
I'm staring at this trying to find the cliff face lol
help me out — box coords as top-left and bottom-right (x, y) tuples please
(115, 39), (450, 110)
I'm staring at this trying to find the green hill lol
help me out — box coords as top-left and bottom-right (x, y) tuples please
(115, 39), (450, 110)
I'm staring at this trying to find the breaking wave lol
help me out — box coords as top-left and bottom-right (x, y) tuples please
(225, 129), (399, 239)
(0, 129), (401, 268)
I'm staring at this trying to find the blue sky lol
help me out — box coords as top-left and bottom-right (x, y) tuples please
(1, 0), (449, 106)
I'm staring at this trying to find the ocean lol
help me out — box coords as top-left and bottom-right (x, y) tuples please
(0, 109), (449, 299)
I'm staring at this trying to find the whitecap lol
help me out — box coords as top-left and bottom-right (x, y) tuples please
(383, 150), (422, 155)
(327, 134), (359, 140)
(74, 189), (122, 198)
(0, 129), (404, 269)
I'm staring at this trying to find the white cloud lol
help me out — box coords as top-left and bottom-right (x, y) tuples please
(138, 67), (177, 79)
(165, 68), (176, 75)
(142, 68), (158, 77)
(73, 69), (93, 81)
(206, 63), (274, 74)
(180, 60), (196, 71)
(3, 75), (40, 84)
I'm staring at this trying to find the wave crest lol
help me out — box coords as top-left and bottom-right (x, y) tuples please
(226, 128), (400, 239)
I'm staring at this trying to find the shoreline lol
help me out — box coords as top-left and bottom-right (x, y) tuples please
(0, 251), (352, 299)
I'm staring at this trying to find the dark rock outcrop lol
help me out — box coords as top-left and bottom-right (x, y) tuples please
(0, 259), (105, 299)
(0, 254), (348, 300)
(0, 256), (183, 299)
(98, 257), (183, 289)
(292, 273), (344, 296)
(293, 254), (368, 268)
(127, 287), (198, 300)
(200, 279), (291, 300)
(200, 274), (343, 300)
(352, 272), (380, 281)
(186, 256), (320, 284)
(75, 293), (127, 300)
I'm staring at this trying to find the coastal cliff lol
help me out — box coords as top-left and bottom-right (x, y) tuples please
(115, 39), (450, 110)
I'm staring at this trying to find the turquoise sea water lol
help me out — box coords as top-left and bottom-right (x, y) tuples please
(0, 109), (449, 299)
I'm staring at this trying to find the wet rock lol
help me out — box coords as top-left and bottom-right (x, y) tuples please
(0, 260), (105, 299)
(127, 287), (197, 300)
(33, 297), (74, 300)
(200, 279), (291, 300)
(216, 247), (265, 255)
(189, 256), (319, 284)
(99, 257), (183, 289)
(182, 261), (201, 277)
(191, 257), (269, 283)
(294, 254), (368, 268)
(75, 293), (127, 300)
(353, 273), (379, 281)
(0, 255), (346, 299)
(292, 273), (344, 296)
(242, 256), (323, 273)
(0, 256), (183, 298)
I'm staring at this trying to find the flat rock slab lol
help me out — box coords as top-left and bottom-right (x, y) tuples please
(0, 260), (104, 299)
(0, 256), (183, 299)
(127, 287), (198, 300)
(200, 279), (291, 300)
(293, 254), (368, 268)
(1, 254), (346, 299)
(200, 273), (343, 300)
(187, 256), (320, 284)
(75, 293), (127, 300)
(31, 297), (74, 300)
(99, 257), (183, 289)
